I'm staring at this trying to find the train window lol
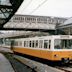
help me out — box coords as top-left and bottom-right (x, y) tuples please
(39, 40), (43, 48)
(24, 41), (28, 47)
(32, 41), (34, 48)
(19, 41), (22, 46)
(44, 40), (48, 49)
(14, 41), (18, 46)
(29, 41), (31, 47)
(49, 40), (51, 49)
(35, 40), (38, 48)
(54, 39), (61, 49)
(25, 41), (27, 47)
(26, 41), (29, 47)
(24, 41), (26, 47)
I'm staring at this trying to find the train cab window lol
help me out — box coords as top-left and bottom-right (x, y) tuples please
(61, 39), (72, 49)
(44, 40), (48, 49)
(54, 39), (72, 49)
(39, 40), (43, 48)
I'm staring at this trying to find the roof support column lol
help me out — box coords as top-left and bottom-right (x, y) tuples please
(68, 27), (71, 35)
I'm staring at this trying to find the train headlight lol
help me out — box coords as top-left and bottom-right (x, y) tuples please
(54, 55), (58, 57)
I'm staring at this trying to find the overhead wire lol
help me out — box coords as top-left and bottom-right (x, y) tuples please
(28, 0), (49, 32)
(18, 0), (33, 31)
(29, 0), (48, 15)
(23, 0), (48, 33)
(21, 0), (33, 13)
(21, 0), (48, 30)
(14, 0), (49, 33)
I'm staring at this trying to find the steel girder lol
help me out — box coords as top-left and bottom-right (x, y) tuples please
(0, 0), (23, 27)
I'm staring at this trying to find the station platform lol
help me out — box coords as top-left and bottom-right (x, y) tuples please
(0, 53), (14, 72)
(0, 47), (13, 53)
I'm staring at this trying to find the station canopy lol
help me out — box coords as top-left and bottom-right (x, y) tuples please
(63, 18), (72, 25)
(0, 0), (23, 27)
(58, 17), (72, 28)
(58, 17), (72, 35)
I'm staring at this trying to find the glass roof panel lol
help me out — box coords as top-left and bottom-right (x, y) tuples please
(0, 0), (23, 27)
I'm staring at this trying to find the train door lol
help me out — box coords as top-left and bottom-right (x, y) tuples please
(11, 40), (14, 50)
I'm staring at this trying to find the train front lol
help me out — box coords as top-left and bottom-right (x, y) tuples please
(52, 35), (72, 63)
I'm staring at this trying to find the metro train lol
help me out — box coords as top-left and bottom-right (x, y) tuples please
(2, 35), (72, 63)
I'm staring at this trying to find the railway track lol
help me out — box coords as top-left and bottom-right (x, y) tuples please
(54, 63), (72, 72)
(2, 52), (36, 72)
(55, 66), (72, 72)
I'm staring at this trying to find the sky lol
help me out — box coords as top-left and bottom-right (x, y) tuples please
(16, 0), (72, 17)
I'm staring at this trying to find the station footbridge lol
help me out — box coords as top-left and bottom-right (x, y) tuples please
(3, 14), (67, 34)
(0, 14), (67, 39)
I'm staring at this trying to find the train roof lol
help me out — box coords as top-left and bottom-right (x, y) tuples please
(14, 35), (72, 41)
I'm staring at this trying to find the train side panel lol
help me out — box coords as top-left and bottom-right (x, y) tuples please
(13, 47), (53, 60)
(13, 47), (72, 61)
